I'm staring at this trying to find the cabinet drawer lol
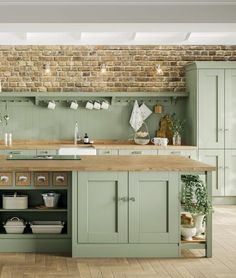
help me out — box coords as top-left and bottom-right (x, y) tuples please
(52, 172), (68, 186)
(158, 149), (198, 159)
(15, 172), (31, 186)
(0, 172), (13, 186)
(36, 149), (58, 156)
(96, 149), (118, 155)
(5, 150), (36, 156)
(34, 172), (49, 186)
(119, 149), (157, 155)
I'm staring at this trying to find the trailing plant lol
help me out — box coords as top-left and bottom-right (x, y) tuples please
(181, 174), (213, 216)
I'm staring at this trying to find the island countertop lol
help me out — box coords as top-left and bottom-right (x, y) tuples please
(0, 155), (215, 172)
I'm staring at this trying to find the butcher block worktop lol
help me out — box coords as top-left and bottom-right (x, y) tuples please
(0, 140), (197, 150)
(0, 155), (215, 172)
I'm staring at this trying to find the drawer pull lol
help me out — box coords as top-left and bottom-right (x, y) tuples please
(0, 176), (9, 182)
(40, 151), (48, 154)
(131, 151), (142, 155)
(9, 151), (21, 155)
(118, 197), (128, 202)
(171, 151), (181, 155)
(37, 176), (46, 182)
(129, 197), (136, 202)
(18, 176), (28, 182)
(104, 151), (111, 154)
(56, 176), (65, 182)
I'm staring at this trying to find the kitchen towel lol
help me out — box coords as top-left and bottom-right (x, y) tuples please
(129, 100), (143, 131)
(139, 103), (152, 121)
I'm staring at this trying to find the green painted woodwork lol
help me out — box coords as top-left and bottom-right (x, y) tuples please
(0, 95), (187, 141)
(198, 69), (225, 149)
(0, 171), (72, 253)
(72, 171), (183, 257)
(225, 69), (236, 149)
(199, 150), (225, 196)
(129, 172), (179, 244)
(225, 150), (236, 196)
(72, 243), (179, 258)
(76, 172), (128, 244)
(0, 239), (71, 253)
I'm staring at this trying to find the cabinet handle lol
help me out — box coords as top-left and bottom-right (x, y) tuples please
(225, 166), (229, 169)
(37, 176), (46, 182)
(218, 166), (224, 169)
(9, 151), (21, 155)
(129, 197), (136, 202)
(170, 151), (181, 155)
(40, 151), (48, 154)
(218, 129), (224, 132)
(224, 129), (229, 132)
(19, 176), (27, 182)
(118, 197), (128, 202)
(0, 176), (9, 182)
(104, 151), (111, 154)
(131, 151), (142, 155)
(56, 176), (65, 182)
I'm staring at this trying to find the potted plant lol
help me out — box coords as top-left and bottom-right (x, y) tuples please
(170, 113), (185, 145)
(181, 174), (213, 238)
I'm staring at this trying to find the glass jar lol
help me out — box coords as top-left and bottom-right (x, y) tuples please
(134, 122), (150, 145)
(173, 132), (181, 146)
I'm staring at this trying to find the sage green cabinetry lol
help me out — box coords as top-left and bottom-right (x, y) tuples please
(199, 150), (224, 196)
(73, 171), (180, 257)
(129, 172), (179, 244)
(76, 172), (128, 243)
(2, 150), (36, 155)
(186, 62), (236, 198)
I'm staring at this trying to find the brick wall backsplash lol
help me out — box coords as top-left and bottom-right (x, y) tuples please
(0, 45), (235, 92)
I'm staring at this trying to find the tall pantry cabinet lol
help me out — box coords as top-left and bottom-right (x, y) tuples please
(185, 62), (236, 198)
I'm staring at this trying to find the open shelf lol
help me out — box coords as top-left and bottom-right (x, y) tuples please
(0, 208), (67, 212)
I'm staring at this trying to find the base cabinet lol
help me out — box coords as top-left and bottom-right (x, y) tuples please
(73, 171), (180, 257)
(199, 149), (236, 197)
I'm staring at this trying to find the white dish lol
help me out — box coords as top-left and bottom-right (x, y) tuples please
(30, 221), (64, 234)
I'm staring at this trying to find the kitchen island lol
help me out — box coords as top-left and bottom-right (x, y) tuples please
(0, 155), (214, 258)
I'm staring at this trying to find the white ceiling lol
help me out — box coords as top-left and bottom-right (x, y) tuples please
(0, 31), (236, 45)
(0, 0), (235, 45)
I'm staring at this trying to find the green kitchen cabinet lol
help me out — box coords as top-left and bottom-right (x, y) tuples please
(198, 69), (225, 149)
(199, 149), (236, 197)
(73, 171), (180, 257)
(75, 172), (128, 243)
(225, 69), (236, 149)
(199, 150), (225, 196)
(129, 172), (179, 243)
(225, 150), (236, 196)
(186, 63), (236, 150)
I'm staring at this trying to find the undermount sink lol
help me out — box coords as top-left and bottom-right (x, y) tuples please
(58, 147), (96, 155)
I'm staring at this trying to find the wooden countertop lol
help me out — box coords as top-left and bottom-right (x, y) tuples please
(0, 140), (197, 150)
(0, 155), (215, 172)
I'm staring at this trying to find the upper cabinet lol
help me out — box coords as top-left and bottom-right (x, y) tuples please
(185, 62), (236, 149)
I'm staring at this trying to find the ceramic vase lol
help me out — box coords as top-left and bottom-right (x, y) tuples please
(173, 132), (181, 146)
(193, 214), (205, 237)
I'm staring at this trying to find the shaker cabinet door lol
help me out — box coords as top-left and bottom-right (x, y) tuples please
(198, 69), (225, 149)
(199, 150), (225, 196)
(128, 172), (179, 244)
(76, 172), (128, 243)
(225, 150), (236, 196)
(225, 69), (236, 149)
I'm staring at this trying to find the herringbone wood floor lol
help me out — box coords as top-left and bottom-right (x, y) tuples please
(0, 206), (235, 278)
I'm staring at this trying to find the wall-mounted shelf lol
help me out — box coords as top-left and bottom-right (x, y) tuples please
(0, 91), (188, 105)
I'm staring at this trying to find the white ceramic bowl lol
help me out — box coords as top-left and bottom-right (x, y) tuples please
(181, 225), (196, 241)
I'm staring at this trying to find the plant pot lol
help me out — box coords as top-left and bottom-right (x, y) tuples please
(181, 225), (196, 241)
(193, 214), (205, 237)
(173, 132), (181, 146)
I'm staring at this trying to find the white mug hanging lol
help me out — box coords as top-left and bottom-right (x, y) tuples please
(70, 101), (78, 110)
(47, 101), (56, 110)
(101, 100), (109, 110)
(85, 101), (94, 110)
(93, 101), (101, 110)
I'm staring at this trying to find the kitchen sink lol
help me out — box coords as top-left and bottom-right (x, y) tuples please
(58, 147), (96, 155)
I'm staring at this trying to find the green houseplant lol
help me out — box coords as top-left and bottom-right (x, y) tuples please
(181, 174), (213, 237)
(170, 113), (186, 145)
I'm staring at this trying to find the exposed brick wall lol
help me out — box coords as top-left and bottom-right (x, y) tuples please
(0, 45), (235, 92)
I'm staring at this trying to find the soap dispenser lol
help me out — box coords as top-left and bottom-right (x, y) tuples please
(83, 133), (90, 144)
